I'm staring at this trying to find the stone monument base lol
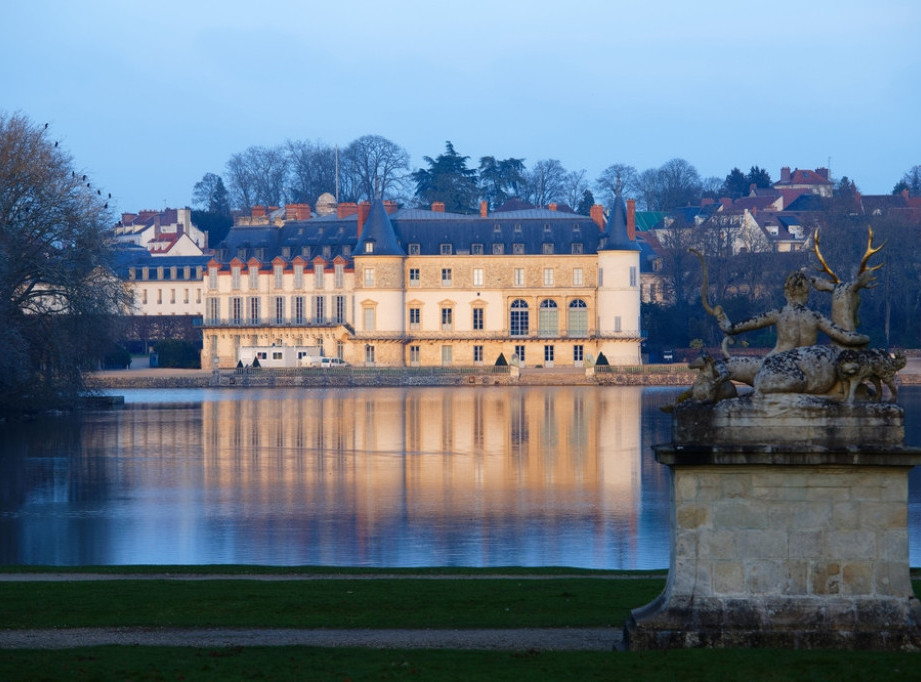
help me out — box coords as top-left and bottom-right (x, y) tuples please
(624, 398), (921, 651)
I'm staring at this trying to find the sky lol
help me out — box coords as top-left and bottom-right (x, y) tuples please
(3, 0), (920, 213)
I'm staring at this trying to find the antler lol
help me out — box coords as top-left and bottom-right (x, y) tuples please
(813, 228), (839, 284)
(858, 226), (886, 274)
(689, 248), (717, 316)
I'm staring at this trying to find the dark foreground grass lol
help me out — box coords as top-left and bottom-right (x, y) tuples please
(2, 646), (921, 681)
(0, 578), (663, 629)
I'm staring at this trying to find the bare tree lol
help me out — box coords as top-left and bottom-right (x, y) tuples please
(0, 113), (129, 413)
(525, 159), (567, 206)
(595, 163), (638, 206)
(563, 169), (589, 210)
(342, 135), (410, 201)
(225, 145), (289, 209)
(287, 140), (338, 205)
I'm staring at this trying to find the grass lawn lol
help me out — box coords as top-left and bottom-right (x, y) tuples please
(0, 570), (920, 680)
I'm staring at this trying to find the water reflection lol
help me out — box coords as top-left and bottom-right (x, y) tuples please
(2, 386), (919, 568)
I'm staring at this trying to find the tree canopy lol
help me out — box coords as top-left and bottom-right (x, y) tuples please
(0, 113), (128, 414)
(412, 141), (479, 213)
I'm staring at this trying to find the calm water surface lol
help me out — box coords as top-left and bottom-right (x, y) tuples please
(2, 386), (921, 569)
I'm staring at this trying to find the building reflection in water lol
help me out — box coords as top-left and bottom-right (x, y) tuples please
(0, 386), (676, 568)
(195, 386), (668, 568)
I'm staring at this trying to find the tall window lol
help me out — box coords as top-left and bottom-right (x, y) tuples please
(248, 297), (260, 324)
(409, 268), (420, 287)
(273, 264), (283, 289)
(473, 345), (483, 364)
(472, 307), (484, 331)
(294, 263), (304, 288)
(231, 297), (242, 324)
(568, 299), (588, 337)
(538, 299), (558, 337)
(514, 344), (526, 364)
(365, 344), (375, 364)
(231, 266), (241, 290)
(510, 299), (529, 337)
(334, 263), (344, 288)
(614, 315), (622, 333)
(409, 307), (420, 330)
(207, 297), (220, 324)
(313, 295), (325, 323)
(573, 344), (584, 364)
(573, 267), (583, 286)
(294, 296), (305, 324)
(409, 345), (420, 365)
(441, 345), (453, 365)
(208, 266), (218, 290)
(543, 268), (554, 286)
(249, 266), (259, 290)
(441, 307), (453, 331)
(274, 297), (284, 324)
(473, 268), (484, 287)
(441, 268), (452, 286)
(334, 295), (346, 323)
(513, 269), (525, 286)
(363, 307), (375, 332)
(544, 345), (555, 365)
(315, 264), (325, 289)
(630, 265), (637, 287)
(364, 268), (374, 286)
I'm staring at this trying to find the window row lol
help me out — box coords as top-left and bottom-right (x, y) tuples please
(138, 288), (202, 306)
(407, 267), (586, 288)
(213, 264), (347, 291)
(400, 299), (589, 337)
(405, 344), (586, 366)
(207, 295), (348, 326)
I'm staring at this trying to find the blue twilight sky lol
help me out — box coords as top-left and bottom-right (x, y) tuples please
(3, 0), (919, 213)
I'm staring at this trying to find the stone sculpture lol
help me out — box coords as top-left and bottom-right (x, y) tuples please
(690, 233), (900, 404)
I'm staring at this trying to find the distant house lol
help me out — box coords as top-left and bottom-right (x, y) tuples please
(773, 166), (834, 199)
(114, 208), (208, 256)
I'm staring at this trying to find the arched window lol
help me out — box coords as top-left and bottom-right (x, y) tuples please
(510, 299), (529, 337)
(568, 299), (588, 337)
(538, 299), (558, 337)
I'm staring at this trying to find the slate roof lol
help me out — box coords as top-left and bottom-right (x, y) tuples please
(601, 191), (640, 251)
(214, 204), (615, 264)
(355, 199), (404, 256)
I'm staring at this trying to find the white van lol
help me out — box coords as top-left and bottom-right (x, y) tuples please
(318, 357), (348, 368)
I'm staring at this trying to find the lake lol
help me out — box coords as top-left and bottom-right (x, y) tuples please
(2, 385), (920, 569)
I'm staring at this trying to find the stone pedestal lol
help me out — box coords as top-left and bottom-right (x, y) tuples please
(624, 395), (921, 650)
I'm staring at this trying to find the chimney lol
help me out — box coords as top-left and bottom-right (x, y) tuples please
(357, 201), (371, 237)
(251, 205), (266, 218)
(337, 202), (358, 218)
(590, 204), (604, 230)
(384, 200), (398, 215)
(548, 202), (558, 211)
(816, 167), (829, 180)
(903, 189), (910, 200)
(431, 201), (445, 213)
(627, 199), (636, 241)
(480, 200), (488, 218)
(780, 167), (791, 183)
(701, 198), (714, 207)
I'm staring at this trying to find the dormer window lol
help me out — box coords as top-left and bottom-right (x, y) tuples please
(471, 243), (484, 255)
(440, 243), (452, 255)
(514, 223), (522, 233)
(513, 243), (525, 254)
(408, 243), (421, 255)
(364, 240), (375, 254)
(342, 245), (351, 256)
(493, 223), (501, 233)
(301, 246), (311, 259)
(542, 243), (554, 255)
(571, 242), (584, 254)
(492, 243), (504, 255)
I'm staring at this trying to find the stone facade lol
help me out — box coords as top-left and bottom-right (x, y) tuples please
(624, 398), (921, 650)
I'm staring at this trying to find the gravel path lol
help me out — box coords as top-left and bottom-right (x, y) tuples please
(0, 627), (621, 651)
(0, 572), (636, 650)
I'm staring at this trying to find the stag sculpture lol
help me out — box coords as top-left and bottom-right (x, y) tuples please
(809, 227), (885, 342)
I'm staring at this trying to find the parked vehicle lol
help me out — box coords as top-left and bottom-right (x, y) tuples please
(303, 356), (348, 368)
